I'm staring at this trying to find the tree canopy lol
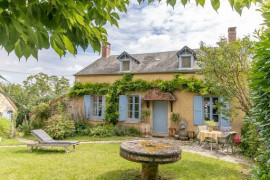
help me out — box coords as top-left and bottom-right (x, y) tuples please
(0, 0), (261, 59)
(197, 37), (254, 116)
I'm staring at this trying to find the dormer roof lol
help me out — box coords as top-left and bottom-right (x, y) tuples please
(177, 46), (197, 59)
(117, 51), (140, 64)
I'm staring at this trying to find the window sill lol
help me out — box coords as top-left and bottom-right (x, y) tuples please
(120, 120), (140, 124)
(179, 67), (193, 70)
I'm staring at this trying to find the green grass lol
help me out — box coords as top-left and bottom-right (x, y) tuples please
(0, 143), (249, 179)
(22, 134), (133, 142)
(0, 138), (26, 146)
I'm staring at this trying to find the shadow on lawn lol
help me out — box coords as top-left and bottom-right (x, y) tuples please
(96, 159), (245, 180)
(96, 169), (179, 180)
(14, 148), (67, 155)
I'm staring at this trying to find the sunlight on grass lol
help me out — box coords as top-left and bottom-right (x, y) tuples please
(0, 138), (25, 146)
(22, 134), (133, 142)
(0, 143), (248, 179)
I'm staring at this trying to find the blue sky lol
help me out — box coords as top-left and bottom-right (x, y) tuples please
(0, 0), (263, 84)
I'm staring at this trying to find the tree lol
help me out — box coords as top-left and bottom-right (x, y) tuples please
(197, 37), (254, 116)
(249, 1), (270, 178)
(23, 72), (70, 107)
(0, 0), (260, 59)
(1, 73), (70, 126)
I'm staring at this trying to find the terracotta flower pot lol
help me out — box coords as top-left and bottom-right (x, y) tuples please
(208, 126), (213, 132)
(169, 128), (176, 137)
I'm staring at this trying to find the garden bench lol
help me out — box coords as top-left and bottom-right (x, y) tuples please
(27, 129), (79, 153)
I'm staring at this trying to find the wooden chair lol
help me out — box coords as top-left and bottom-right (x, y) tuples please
(27, 129), (79, 153)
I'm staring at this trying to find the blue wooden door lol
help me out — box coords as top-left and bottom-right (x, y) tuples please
(153, 101), (168, 133)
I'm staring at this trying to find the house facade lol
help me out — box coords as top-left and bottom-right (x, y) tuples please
(74, 27), (244, 135)
(0, 86), (17, 120)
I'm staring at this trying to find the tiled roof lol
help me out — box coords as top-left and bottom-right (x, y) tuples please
(75, 48), (201, 76)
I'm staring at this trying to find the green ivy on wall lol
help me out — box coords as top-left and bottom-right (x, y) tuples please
(68, 73), (212, 124)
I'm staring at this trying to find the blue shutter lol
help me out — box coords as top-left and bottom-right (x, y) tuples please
(220, 97), (231, 127)
(139, 95), (142, 121)
(193, 96), (204, 125)
(119, 95), (127, 121)
(101, 96), (106, 120)
(83, 95), (91, 119)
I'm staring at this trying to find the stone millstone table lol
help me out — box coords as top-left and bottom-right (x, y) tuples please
(120, 140), (182, 180)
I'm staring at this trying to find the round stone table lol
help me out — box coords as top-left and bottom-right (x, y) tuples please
(120, 140), (182, 180)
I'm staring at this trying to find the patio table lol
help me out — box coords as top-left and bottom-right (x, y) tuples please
(197, 130), (223, 151)
(198, 130), (223, 143)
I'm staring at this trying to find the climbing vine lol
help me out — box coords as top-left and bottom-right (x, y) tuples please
(68, 73), (212, 124)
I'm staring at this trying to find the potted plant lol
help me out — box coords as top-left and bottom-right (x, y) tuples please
(141, 109), (151, 123)
(204, 120), (217, 132)
(169, 113), (180, 137)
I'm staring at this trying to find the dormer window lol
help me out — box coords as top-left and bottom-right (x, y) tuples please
(118, 52), (140, 72)
(181, 56), (192, 68)
(122, 61), (130, 71)
(177, 46), (196, 70)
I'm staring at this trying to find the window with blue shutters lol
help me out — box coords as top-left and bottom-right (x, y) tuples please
(127, 95), (141, 121)
(92, 95), (105, 120)
(203, 96), (220, 123)
(194, 96), (230, 126)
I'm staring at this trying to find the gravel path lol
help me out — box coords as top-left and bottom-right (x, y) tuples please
(1, 136), (250, 165)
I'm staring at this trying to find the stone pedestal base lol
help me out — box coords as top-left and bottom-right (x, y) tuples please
(141, 163), (158, 180)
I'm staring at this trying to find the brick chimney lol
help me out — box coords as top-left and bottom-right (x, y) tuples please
(228, 27), (236, 42)
(102, 42), (111, 58)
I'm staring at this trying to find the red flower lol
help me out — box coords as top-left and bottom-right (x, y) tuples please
(234, 134), (241, 146)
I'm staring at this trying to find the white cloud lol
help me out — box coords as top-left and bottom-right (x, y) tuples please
(66, 64), (84, 72)
(0, 0), (264, 84)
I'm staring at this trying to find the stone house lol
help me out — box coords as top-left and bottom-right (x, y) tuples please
(0, 86), (17, 120)
(74, 27), (244, 136)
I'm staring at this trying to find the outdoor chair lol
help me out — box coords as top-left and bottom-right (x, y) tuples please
(220, 126), (232, 136)
(197, 125), (208, 133)
(217, 132), (237, 153)
(27, 129), (79, 153)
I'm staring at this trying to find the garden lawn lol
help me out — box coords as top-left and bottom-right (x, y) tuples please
(0, 138), (25, 146)
(22, 134), (133, 142)
(0, 143), (248, 180)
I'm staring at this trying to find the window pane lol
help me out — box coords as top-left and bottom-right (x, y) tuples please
(93, 103), (97, 116)
(135, 104), (139, 111)
(135, 112), (139, 119)
(182, 57), (191, 68)
(98, 109), (102, 116)
(128, 104), (133, 111)
(213, 107), (218, 114)
(128, 96), (133, 103)
(204, 97), (210, 106)
(128, 111), (133, 118)
(205, 113), (210, 120)
(135, 96), (139, 103)
(213, 97), (218, 104)
(122, 61), (130, 71)
(213, 115), (219, 122)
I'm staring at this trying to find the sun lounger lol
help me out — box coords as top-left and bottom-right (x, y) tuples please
(27, 129), (79, 153)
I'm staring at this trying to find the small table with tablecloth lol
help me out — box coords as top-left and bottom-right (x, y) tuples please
(197, 130), (223, 151)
